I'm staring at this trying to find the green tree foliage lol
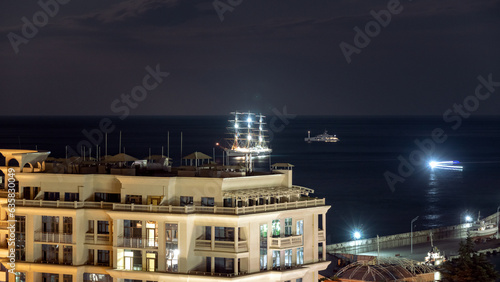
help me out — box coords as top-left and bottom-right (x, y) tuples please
(440, 236), (499, 282)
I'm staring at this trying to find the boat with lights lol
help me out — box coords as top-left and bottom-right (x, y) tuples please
(304, 130), (339, 143)
(469, 212), (497, 240)
(225, 111), (272, 157)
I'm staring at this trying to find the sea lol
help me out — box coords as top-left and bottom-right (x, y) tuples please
(1, 115), (500, 266)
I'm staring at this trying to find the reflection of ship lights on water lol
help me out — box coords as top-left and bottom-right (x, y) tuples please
(428, 160), (463, 171)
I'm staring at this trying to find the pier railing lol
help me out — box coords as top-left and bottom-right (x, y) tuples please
(327, 212), (500, 254)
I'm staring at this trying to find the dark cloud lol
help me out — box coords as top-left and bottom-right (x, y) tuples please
(1, 0), (499, 116)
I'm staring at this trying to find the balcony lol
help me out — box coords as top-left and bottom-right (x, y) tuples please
(195, 238), (248, 252)
(116, 236), (158, 248)
(269, 235), (303, 249)
(318, 230), (325, 241)
(34, 231), (73, 244)
(85, 233), (111, 245)
(16, 195), (325, 216)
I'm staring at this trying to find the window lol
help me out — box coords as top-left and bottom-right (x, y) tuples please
(125, 195), (142, 204)
(146, 221), (158, 247)
(44, 192), (60, 201)
(166, 223), (179, 272)
(296, 220), (304, 235)
(15, 272), (26, 282)
(201, 197), (214, 206)
(42, 273), (59, 282)
(42, 216), (59, 233)
(260, 249), (267, 270)
(285, 249), (292, 267)
(260, 223), (267, 270)
(83, 273), (112, 282)
(272, 250), (280, 268)
(15, 216), (26, 261)
(146, 251), (158, 271)
(97, 250), (110, 266)
(215, 227), (234, 241)
(94, 193), (120, 203)
(318, 214), (323, 230)
(215, 257), (234, 274)
(63, 217), (73, 234)
(63, 246), (72, 264)
(223, 198), (233, 207)
(97, 221), (109, 234)
(296, 278), (303, 282)
(272, 219), (280, 237)
(285, 218), (292, 236)
(42, 244), (58, 263)
(64, 192), (79, 201)
(88, 249), (94, 265)
(260, 224), (267, 247)
(318, 242), (324, 260)
(88, 220), (94, 233)
(124, 220), (142, 238)
(63, 275), (72, 282)
(297, 247), (304, 265)
(180, 196), (193, 206)
(123, 250), (142, 271)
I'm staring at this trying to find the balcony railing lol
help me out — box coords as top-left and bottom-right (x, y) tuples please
(318, 230), (325, 241)
(16, 196), (325, 216)
(34, 231), (73, 244)
(269, 234), (303, 249)
(195, 238), (248, 252)
(85, 233), (111, 245)
(116, 236), (158, 248)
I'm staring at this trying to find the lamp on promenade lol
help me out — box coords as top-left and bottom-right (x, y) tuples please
(353, 231), (361, 255)
(411, 216), (419, 254)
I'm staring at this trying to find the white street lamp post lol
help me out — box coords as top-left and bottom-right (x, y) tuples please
(411, 216), (419, 254)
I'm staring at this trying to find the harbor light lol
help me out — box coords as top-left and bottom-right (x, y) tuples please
(353, 231), (361, 240)
(247, 117), (252, 122)
(429, 161), (438, 168)
(235, 124), (239, 128)
(465, 215), (473, 222)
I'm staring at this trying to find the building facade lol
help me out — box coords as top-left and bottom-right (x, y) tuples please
(0, 150), (330, 282)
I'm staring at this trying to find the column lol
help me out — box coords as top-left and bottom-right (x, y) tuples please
(234, 227), (239, 252)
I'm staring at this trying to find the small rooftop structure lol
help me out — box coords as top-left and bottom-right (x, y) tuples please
(0, 149), (50, 172)
(271, 163), (294, 170)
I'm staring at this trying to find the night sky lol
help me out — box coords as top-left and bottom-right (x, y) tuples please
(1, 0), (500, 116)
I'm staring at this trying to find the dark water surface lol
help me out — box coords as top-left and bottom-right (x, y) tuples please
(1, 115), (500, 246)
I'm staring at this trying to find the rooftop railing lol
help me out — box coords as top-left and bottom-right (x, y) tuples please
(15, 197), (325, 215)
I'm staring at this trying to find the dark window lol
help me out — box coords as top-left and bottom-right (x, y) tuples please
(65, 193), (79, 201)
(63, 217), (73, 234)
(205, 226), (211, 240)
(215, 227), (234, 241)
(44, 192), (60, 201)
(318, 242), (324, 260)
(124, 220), (142, 238)
(97, 250), (110, 266)
(318, 214), (323, 230)
(97, 221), (109, 234)
(95, 193), (120, 202)
(215, 257), (234, 274)
(125, 195), (142, 204)
(42, 216), (59, 233)
(201, 197), (214, 207)
(180, 196), (193, 206)
(223, 198), (233, 207)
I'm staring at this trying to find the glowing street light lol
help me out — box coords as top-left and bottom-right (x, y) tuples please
(429, 161), (438, 169)
(353, 231), (361, 240)
(465, 215), (473, 223)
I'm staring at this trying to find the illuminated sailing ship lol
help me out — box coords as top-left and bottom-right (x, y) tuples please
(225, 111), (272, 157)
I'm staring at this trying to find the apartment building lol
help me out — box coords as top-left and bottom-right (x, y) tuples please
(0, 149), (330, 282)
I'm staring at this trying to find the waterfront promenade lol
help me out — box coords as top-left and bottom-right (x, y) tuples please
(359, 238), (500, 261)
